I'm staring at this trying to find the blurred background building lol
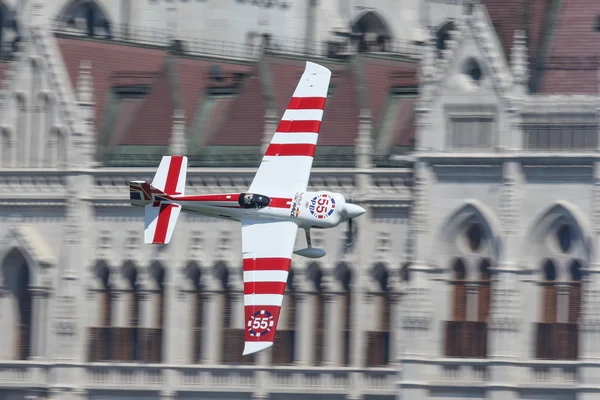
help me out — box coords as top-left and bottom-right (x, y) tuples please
(0, 0), (599, 399)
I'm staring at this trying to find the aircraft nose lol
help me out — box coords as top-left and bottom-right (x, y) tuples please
(344, 203), (366, 219)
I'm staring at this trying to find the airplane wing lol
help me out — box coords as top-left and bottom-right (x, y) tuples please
(248, 61), (332, 197)
(241, 219), (298, 356)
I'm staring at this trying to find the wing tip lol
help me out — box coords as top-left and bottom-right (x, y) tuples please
(305, 61), (331, 77)
(243, 341), (273, 356)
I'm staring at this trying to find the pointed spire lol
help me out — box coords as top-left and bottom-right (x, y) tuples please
(170, 109), (187, 155)
(511, 29), (529, 93)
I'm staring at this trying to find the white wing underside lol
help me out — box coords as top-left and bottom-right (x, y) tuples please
(240, 219), (298, 355)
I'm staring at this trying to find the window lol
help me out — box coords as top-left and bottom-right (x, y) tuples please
(444, 258), (490, 358)
(523, 113), (597, 151)
(448, 117), (494, 150)
(535, 256), (582, 360)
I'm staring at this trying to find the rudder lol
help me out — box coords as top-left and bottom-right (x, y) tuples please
(151, 155), (188, 196)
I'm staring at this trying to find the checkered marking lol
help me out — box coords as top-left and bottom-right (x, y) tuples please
(247, 310), (275, 337)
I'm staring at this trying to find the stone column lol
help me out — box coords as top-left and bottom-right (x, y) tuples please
(326, 293), (342, 365)
(206, 291), (222, 363)
(30, 287), (48, 359)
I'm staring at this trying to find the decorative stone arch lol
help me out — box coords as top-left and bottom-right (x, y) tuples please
(121, 259), (139, 290)
(436, 200), (502, 278)
(0, 225), (55, 290)
(183, 260), (202, 291)
(56, 0), (113, 38)
(334, 261), (352, 291)
(306, 262), (323, 291)
(90, 258), (112, 291)
(350, 9), (393, 52)
(371, 262), (389, 292)
(14, 90), (26, 109)
(0, 2), (18, 57)
(212, 260), (230, 290)
(521, 201), (592, 281)
(149, 260), (166, 290)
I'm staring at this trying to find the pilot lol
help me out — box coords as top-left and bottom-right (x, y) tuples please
(244, 194), (254, 205)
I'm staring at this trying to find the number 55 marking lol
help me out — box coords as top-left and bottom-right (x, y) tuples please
(252, 318), (268, 330)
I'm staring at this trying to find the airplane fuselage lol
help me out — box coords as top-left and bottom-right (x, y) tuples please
(132, 189), (351, 229)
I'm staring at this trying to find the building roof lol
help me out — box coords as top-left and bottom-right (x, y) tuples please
(47, 0), (600, 166)
(482, 0), (600, 94)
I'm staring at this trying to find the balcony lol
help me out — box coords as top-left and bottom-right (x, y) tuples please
(0, 362), (396, 396)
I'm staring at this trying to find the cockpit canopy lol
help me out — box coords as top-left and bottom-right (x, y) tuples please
(238, 193), (271, 209)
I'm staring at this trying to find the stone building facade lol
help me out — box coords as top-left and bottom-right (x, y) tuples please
(0, 1), (599, 400)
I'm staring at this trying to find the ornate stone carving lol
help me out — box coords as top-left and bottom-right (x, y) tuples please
(581, 289), (600, 332)
(593, 163), (600, 235)
(401, 286), (432, 330)
(411, 162), (428, 233)
(501, 162), (519, 235)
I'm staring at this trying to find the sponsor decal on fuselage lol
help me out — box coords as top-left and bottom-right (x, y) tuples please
(290, 192), (303, 218)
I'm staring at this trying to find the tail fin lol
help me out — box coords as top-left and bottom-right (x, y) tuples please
(151, 155), (188, 195)
(129, 156), (187, 245)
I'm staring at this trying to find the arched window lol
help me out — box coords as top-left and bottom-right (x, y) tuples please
(444, 221), (492, 358)
(58, 0), (111, 39)
(271, 265), (296, 365)
(351, 10), (392, 53)
(88, 260), (113, 362)
(142, 261), (165, 363)
(116, 260), (140, 362)
(366, 262), (390, 367)
(2, 248), (33, 360)
(436, 20), (455, 55)
(0, 3), (19, 59)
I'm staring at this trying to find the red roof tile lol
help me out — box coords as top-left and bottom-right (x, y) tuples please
(200, 95), (237, 146)
(538, 0), (600, 94)
(56, 37), (167, 131)
(391, 97), (417, 147)
(0, 61), (10, 86)
(120, 65), (174, 146)
(212, 68), (265, 146)
(319, 67), (360, 146)
(481, 0), (526, 58)
(362, 56), (417, 132)
(175, 58), (251, 128)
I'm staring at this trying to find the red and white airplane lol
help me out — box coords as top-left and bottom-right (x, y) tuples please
(129, 61), (366, 356)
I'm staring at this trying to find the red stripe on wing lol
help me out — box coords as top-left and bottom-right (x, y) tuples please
(164, 156), (184, 195)
(243, 257), (291, 272)
(276, 120), (321, 134)
(244, 281), (287, 295)
(265, 143), (316, 157)
(286, 96), (326, 110)
(152, 203), (175, 244)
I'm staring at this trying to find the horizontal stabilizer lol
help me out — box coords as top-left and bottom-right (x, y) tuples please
(144, 203), (181, 244)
